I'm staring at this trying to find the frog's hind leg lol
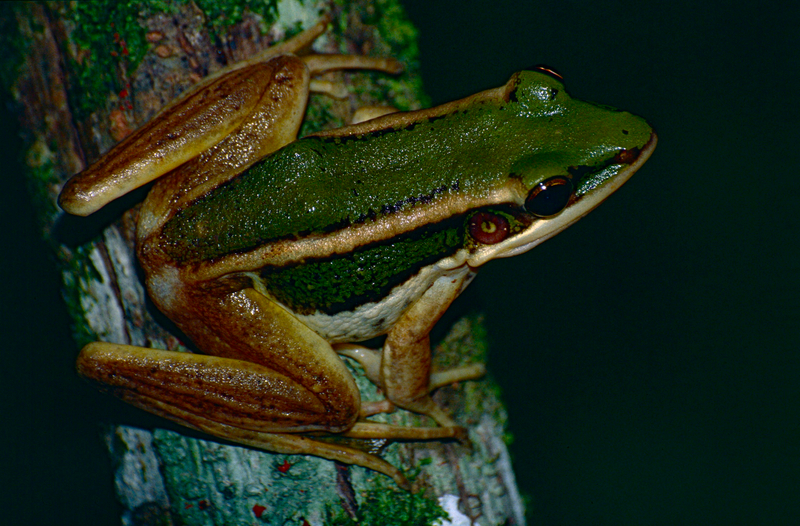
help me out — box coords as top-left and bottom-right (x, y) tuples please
(79, 343), (411, 489)
(60, 16), (337, 216)
(75, 286), (411, 488)
(59, 16), (400, 217)
(59, 54), (311, 217)
(302, 54), (403, 76)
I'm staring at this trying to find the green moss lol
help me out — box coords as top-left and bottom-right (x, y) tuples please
(298, 94), (340, 137)
(62, 1), (158, 119)
(370, 0), (429, 110)
(61, 244), (103, 348)
(328, 472), (447, 526)
(328, 0), (428, 112)
(194, 0), (279, 38)
(58, 0), (425, 133)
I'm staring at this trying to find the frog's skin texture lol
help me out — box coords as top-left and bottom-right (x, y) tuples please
(59, 18), (656, 489)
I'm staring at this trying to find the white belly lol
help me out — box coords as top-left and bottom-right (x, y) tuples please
(295, 261), (472, 343)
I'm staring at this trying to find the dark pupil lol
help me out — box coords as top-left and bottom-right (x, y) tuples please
(526, 176), (573, 217)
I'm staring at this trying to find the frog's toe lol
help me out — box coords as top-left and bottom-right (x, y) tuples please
(430, 363), (486, 391)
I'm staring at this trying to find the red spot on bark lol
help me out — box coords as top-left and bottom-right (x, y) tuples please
(111, 32), (129, 55)
(198, 499), (210, 510)
(252, 504), (266, 518)
(277, 460), (293, 473)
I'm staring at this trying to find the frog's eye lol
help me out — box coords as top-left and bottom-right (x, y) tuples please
(525, 176), (573, 217)
(468, 211), (510, 245)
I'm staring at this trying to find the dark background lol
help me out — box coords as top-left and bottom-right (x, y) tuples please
(2, 1), (798, 524)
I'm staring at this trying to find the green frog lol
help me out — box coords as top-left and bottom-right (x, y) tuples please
(59, 18), (656, 488)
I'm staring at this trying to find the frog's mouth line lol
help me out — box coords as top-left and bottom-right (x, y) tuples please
(469, 132), (658, 267)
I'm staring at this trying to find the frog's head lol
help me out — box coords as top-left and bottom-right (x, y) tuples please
(465, 68), (657, 266)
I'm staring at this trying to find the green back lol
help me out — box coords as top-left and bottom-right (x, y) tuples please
(161, 71), (652, 263)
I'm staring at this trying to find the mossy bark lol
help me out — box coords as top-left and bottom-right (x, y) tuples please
(4, 1), (525, 524)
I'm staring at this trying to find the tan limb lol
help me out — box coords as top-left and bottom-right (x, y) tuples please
(77, 323), (360, 436)
(430, 363), (487, 390)
(336, 320), (486, 422)
(381, 272), (474, 427)
(59, 62), (282, 216)
(302, 54), (402, 76)
(344, 422), (467, 442)
(74, 289), (421, 485)
(78, 345), (408, 488)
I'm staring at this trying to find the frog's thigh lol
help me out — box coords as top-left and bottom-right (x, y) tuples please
(61, 59), (301, 217)
(79, 288), (360, 434)
(138, 57), (312, 231)
(77, 340), (410, 488)
(381, 271), (472, 427)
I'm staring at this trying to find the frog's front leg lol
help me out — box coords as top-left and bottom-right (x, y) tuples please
(382, 268), (482, 426)
(341, 266), (486, 431)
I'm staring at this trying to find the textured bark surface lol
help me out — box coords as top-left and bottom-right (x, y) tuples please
(5, 1), (525, 524)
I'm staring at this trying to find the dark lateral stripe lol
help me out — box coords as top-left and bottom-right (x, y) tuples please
(160, 178), (475, 265)
(360, 182), (460, 222)
(256, 215), (467, 315)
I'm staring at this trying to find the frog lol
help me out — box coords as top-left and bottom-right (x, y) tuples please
(58, 17), (656, 489)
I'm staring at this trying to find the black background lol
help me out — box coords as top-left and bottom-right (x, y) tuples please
(2, 1), (798, 524)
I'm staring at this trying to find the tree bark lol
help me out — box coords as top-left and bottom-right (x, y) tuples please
(4, 1), (526, 524)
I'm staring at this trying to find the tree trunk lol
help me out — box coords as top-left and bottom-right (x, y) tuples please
(3, 1), (525, 524)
